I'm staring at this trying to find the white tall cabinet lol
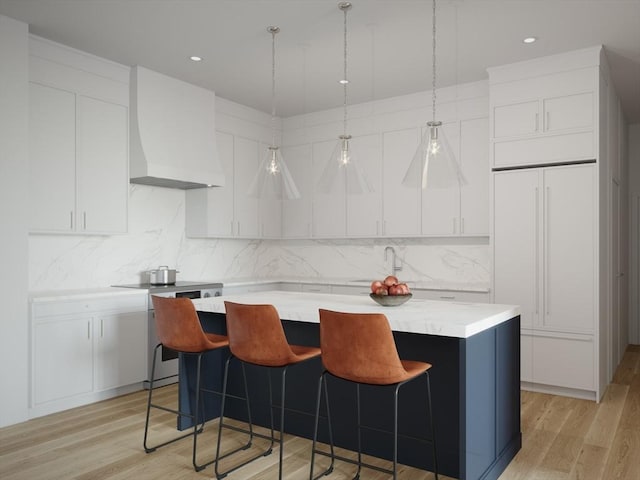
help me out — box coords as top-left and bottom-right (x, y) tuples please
(490, 46), (625, 400)
(28, 36), (129, 235)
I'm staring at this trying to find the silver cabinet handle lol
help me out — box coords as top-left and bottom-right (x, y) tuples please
(83, 211), (87, 230)
(535, 112), (539, 132)
(100, 318), (104, 338)
(87, 321), (91, 339)
(439, 295), (455, 300)
(534, 186), (539, 316)
(70, 211), (74, 229)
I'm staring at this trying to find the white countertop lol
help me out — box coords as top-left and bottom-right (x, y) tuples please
(29, 287), (148, 302)
(223, 277), (490, 293)
(192, 291), (518, 339)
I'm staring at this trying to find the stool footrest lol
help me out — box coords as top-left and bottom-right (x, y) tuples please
(312, 448), (394, 477)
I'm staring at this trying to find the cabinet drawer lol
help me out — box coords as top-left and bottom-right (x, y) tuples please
(32, 294), (147, 319)
(531, 334), (594, 390)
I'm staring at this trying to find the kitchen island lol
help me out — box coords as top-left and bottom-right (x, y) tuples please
(185, 291), (521, 480)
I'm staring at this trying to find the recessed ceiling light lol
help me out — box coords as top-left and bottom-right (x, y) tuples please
(339, 79), (349, 85)
(189, 55), (203, 62)
(523, 37), (537, 44)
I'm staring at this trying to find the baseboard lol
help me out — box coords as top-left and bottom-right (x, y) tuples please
(521, 381), (597, 401)
(29, 383), (144, 419)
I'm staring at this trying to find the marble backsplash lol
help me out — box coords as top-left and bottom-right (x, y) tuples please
(28, 185), (490, 291)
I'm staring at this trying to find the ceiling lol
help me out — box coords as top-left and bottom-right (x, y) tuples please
(1, 0), (639, 122)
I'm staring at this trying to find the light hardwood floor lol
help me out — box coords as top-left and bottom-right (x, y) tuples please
(1, 345), (639, 480)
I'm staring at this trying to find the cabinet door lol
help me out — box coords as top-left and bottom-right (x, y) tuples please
(493, 100), (538, 138)
(312, 139), (346, 237)
(347, 134), (382, 237)
(282, 144), (312, 238)
(382, 128), (421, 236)
(493, 169), (540, 330)
(233, 136), (260, 237)
(29, 82), (76, 233)
(422, 122), (460, 235)
(33, 317), (93, 405)
(460, 117), (490, 235)
(542, 164), (596, 333)
(76, 96), (128, 234)
(94, 312), (148, 391)
(543, 92), (593, 133)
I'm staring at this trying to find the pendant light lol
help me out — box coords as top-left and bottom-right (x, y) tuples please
(402, 0), (466, 189)
(248, 26), (300, 200)
(317, 2), (373, 195)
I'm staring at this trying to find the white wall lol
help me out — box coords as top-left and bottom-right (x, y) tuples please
(0, 15), (29, 427)
(629, 123), (640, 344)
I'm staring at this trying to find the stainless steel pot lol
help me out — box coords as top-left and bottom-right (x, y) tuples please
(148, 265), (179, 285)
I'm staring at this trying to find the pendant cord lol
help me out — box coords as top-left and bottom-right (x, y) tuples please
(271, 28), (277, 148)
(343, 5), (348, 137)
(432, 0), (437, 124)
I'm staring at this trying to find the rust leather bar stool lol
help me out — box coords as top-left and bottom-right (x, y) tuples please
(144, 296), (251, 472)
(310, 309), (438, 480)
(216, 301), (322, 480)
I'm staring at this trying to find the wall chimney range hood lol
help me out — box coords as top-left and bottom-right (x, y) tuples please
(130, 66), (225, 189)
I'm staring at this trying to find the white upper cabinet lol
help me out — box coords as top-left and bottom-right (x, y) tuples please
(346, 134), (382, 237)
(312, 139), (346, 237)
(382, 128), (422, 237)
(421, 117), (489, 236)
(29, 83), (76, 233)
(421, 121), (461, 236)
(282, 144), (312, 238)
(490, 66), (597, 168)
(28, 38), (129, 235)
(459, 117), (490, 235)
(76, 96), (128, 233)
(186, 132), (272, 239)
(233, 136), (260, 238)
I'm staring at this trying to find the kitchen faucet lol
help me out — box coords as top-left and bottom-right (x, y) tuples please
(384, 246), (402, 276)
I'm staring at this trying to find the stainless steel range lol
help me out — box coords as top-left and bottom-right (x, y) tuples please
(113, 281), (223, 388)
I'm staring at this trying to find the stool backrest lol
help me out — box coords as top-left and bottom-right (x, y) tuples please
(224, 301), (297, 367)
(318, 309), (407, 385)
(151, 295), (213, 353)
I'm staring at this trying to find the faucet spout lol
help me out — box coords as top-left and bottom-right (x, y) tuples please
(384, 246), (402, 275)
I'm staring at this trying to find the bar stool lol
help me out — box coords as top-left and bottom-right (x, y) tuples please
(216, 301), (322, 480)
(310, 309), (438, 480)
(144, 296), (248, 472)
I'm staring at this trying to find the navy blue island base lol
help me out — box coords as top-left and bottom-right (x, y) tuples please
(177, 311), (521, 480)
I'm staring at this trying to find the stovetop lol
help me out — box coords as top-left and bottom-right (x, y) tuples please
(112, 281), (223, 293)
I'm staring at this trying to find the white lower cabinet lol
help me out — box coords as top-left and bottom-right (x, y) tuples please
(94, 312), (148, 391)
(30, 293), (147, 416)
(33, 316), (94, 405)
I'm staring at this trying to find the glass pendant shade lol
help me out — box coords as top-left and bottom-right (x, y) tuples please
(402, 121), (466, 189)
(248, 145), (300, 199)
(318, 135), (373, 194)
(247, 25), (300, 200)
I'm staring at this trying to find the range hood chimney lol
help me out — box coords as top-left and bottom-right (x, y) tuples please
(130, 66), (225, 189)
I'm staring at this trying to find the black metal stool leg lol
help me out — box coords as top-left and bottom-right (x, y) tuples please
(426, 371), (438, 479)
(355, 383), (362, 480)
(143, 344), (196, 453)
(278, 367), (289, 480)
(393, 383), (401, 480)
(310, 371), (335, 480)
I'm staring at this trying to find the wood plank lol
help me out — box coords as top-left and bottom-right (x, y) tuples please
(583, 383), (629, 448)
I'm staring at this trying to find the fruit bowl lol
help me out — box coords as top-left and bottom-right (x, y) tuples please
(369, 293), (412, 307)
